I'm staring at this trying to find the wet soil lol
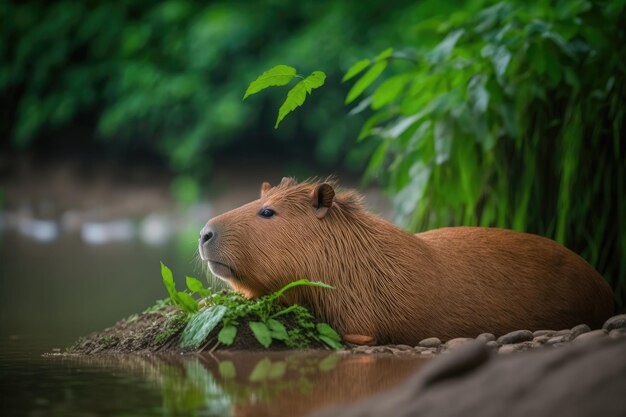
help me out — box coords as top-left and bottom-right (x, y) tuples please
(67, 307), (327, 354)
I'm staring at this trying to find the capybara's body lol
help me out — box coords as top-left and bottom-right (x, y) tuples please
(199, 178), (614, 344)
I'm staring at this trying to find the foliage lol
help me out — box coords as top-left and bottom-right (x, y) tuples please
(1, 0), (428, 172)
(159, 262), (342, 350)
(247, 0), (626, 303)
(244, 65), (326, 128)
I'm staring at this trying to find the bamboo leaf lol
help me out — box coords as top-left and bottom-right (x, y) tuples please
(342, 59), (371, 82)
(244, 65), (297, 99)
(275, 71), (326, 128)
(345, 61), (387, 104)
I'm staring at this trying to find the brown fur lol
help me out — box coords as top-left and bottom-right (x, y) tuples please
(199, 178), (614, 344)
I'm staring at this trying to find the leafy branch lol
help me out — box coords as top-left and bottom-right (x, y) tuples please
(243, 65), (326, 128)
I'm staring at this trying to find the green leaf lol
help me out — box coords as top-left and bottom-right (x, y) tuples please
(372, 74), (410, 110)
(427, 29), (464, 63)
(345, 60), (387, 104)
(267, 319), (288, 341)
(316, 323), (341, 341)
(275, 71), (326, 128)
(342, 59), (371, 82)
(179, 305), (227, 348)
(243, 65), (297, 99)
(176, 291), (199, 314)
(218, 325), (237, 346)
(249, 321), (272, 348)
(218, 361), (236, 379)
(434, 118), (453, 164)
(319, 335), (343, 350)
(375, 47), (394, 61)
(186, 276), (206, 295)
(160, 262), (178, 301)
(271, 279), (334, 300)
(249, 358), (272, 382)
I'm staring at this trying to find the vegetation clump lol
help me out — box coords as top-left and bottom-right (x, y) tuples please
(159, 262), (343, 350)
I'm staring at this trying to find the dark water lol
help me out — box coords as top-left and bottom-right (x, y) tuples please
(1, 339), (426, 417)
(0, 229), (425, 416)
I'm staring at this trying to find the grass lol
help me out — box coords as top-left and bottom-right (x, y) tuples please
(157, 262), (343, 350)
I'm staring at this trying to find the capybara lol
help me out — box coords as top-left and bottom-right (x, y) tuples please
(198, 178), (614, 344)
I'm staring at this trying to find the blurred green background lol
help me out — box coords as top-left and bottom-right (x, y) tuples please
(1, 0), (625, 325)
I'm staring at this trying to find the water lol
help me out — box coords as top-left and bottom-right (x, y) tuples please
(0, 163), (421, 416)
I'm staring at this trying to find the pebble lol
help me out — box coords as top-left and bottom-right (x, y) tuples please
(609, 328), (626, 339)
(346, 314), (626, 358)
(603, 314), (626, 331)
(571, 324), (591, 338)
(418, 337), (442, 348)
(533, 330), (555, 337)
(573, 329), (607, 343)
(485, 341), (499, 350)
(497, 330), (533, 345)
(546, 335), (568, 345)
(445, 338), (473, 350)
(476, 333), (496, 343)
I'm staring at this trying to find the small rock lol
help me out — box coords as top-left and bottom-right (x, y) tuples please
(603, 314), (626, 331)
(546, 335), (567, 345)
(420, 350), (435, 356)
(394, 344), (413, 351)
(573, 329), (607, 343)
(571, 324), (591, 338)
(498, 344), (517, 354)
(445, 338), (474, 350)
(476, 333), (495, 343)
(609, 328), (626, 339)
(554, 329), (571, 336)
(418, 337), (442, 348)
(533, 335), (550, 344)
(413, 346), (427, 353)
(497, 330), (533, 345)
(485, 340), (499, 350)
(533, 330), (555, 337)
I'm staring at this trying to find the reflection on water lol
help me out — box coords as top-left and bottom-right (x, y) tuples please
(0, 342), (426, 417)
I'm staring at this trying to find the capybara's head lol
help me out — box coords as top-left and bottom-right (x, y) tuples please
(198, 177), (364, 298)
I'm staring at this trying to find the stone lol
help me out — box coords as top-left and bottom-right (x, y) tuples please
(533, 335), (550, 344)
(395, 344), (413, 351)
(476, 333), (495, 343)
(497, 330), (533, 345)
(554, 329), (571, 336)
(570, 324), (591, 338)
(445, 338), (474, 350)
(609, 328), (626, 339)
(418, 337), (442, 348)
(533, 330), (555, 337)
(546, 335), (567, 345)
(498, 344), (517, 354)
(573, 329), (608, 343)
(485, 341), (499, 350)
(603, 314), (626, 331)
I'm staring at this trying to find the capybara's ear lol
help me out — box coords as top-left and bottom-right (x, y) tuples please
(311, 183), (335, 219)
(260, 181), (271, 197)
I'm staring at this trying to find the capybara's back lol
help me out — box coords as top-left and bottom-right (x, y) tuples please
(199, 178), (615, 344)
(415, 227), (614, 340)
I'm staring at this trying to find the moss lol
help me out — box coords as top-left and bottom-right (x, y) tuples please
(152, 312), (187, 346)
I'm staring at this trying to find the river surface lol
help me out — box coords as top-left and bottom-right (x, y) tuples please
(0, 160), (423, 417)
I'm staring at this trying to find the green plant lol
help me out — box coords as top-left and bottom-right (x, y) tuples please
(245, 0), (626, 304)
(159, 262), (343, 350)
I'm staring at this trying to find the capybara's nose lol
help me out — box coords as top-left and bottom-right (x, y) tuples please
(198, 225), (216, 260)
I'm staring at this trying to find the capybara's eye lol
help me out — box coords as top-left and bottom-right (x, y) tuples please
(258, 208), (276, 218)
